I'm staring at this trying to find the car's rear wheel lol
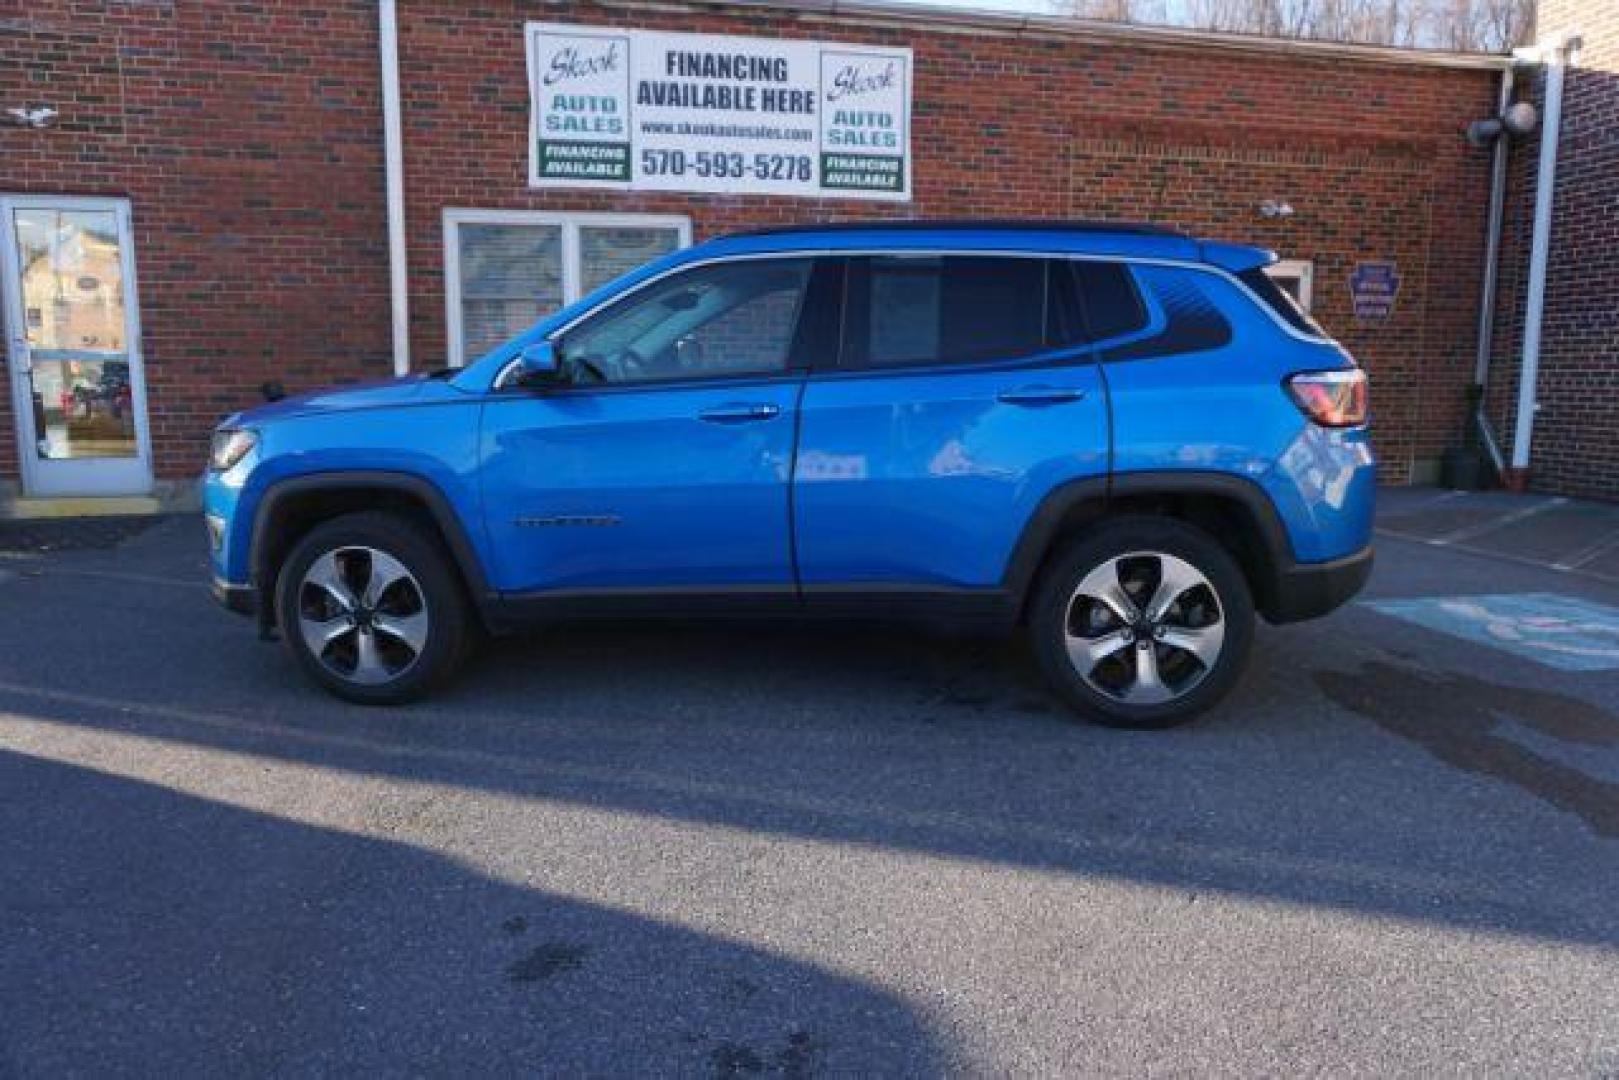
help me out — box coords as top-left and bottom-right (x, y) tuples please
(1030, 517), (1254, 729)
(275, 511), (471, 704)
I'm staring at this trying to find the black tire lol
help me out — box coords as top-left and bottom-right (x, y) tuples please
(274, 511), (472, 705)
(1029, 516), (1254, 729)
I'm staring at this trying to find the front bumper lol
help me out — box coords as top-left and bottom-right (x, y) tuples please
(211, 576), (257, 617)
(1265, 545), (1373, 624)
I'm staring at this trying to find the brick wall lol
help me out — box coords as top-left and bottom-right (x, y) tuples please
(0, 1), (393, 484)
(1502, 0), (1619, 499)
(3, 0), (1501, 486)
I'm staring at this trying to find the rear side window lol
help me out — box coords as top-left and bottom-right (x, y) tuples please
(1047, 260), (1149, 346)
(846, 256), (1048, 367)
(1237, 267), (1327, 338)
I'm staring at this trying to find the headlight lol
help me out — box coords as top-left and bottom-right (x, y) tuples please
(209, 428), (258, 472)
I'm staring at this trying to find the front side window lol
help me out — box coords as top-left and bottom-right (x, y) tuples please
(848, 256), (1048, 368)
(559, 259), (813, 385)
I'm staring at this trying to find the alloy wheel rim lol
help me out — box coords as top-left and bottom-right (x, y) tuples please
(1062, 551), (1225, 705)
(297, 546), (429, 686)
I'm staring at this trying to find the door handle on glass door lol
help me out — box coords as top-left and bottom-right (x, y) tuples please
(6, 340), (28, 374)
(997, 386), (1087, 406)
(697, 402), (781, 424)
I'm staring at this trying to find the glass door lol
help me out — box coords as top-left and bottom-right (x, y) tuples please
(1, 195), (153, 496)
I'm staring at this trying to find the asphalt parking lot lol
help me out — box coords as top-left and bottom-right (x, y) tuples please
(2, 489), (1617, 1076)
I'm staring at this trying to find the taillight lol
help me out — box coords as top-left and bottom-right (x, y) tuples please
(1286, 369), (1368, 427)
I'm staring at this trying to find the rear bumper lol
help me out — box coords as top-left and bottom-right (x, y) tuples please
(1264, 545), (1373, 624)
(211, 576), (257, 617)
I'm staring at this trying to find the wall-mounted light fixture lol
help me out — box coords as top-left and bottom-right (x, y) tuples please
(1465, 102), (1538, 147)
(1259, 199), (1295, 219)
(4, 105), (59, 129)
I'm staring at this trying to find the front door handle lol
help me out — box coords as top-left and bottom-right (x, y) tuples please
(997, 385), (1087, 406)
(698, 402), (781, 424)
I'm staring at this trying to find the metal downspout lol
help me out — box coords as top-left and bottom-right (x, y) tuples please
(1508, 32), (1579, 486)
(1471, 64), (1514, 476)
(380, 0), (411, 376)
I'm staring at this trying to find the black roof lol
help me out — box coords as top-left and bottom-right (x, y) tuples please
(732, 218), (1185, 239)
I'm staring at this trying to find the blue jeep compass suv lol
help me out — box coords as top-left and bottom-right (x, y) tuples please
(205, 220), (1373, 727)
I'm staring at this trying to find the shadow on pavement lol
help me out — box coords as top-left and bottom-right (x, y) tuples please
(0, 748), (946, 1074)
(0, 617), (1615, 954)
(2, 513), (1617, 969)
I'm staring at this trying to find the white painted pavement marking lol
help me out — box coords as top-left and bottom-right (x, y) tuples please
(1427, 497), (1566, 547)
(1374, 527), (1619, 586)
(1365, 592), (1619, 672)
(1552, 527), (1619, 572)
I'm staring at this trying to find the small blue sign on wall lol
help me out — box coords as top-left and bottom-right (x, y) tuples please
(1349, 261), (1400, 319)
(1365, 592), (1619, 672)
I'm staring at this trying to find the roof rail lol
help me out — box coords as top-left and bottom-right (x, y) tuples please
(731, 219), (1186, 238)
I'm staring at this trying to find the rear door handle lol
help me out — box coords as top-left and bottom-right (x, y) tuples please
(698, 402), (781, 424)
(997, 385), (1087, 406)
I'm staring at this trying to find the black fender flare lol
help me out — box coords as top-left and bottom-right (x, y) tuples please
(1000, 470), (1296, 614)
(249, 470), (492, 624)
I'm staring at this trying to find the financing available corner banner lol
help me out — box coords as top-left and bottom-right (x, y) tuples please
(527, 23), (912, 201)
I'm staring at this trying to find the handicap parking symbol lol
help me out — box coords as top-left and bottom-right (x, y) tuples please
(1365, 592), (1619, 672)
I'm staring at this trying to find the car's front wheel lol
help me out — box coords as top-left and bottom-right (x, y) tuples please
(275, 511), (471, 704)
(1030, 517), (1254, 729)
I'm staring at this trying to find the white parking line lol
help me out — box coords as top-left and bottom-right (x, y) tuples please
(1375, 527), (1619, 586)
(1420, 489), (1472, 507)
(1552, 528), (1619, 572)
(1427, 497), (1566, 547)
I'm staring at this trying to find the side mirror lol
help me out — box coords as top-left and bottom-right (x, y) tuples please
(516, 341), (565, 387)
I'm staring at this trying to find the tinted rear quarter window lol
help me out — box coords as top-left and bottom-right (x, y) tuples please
(1237, 267), (1328, 338)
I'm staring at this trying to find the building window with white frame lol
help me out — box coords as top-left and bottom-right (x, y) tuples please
(444, 211), (691, 366)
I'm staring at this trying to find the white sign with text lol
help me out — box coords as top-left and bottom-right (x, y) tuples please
(528, 24), (912, 200)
